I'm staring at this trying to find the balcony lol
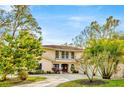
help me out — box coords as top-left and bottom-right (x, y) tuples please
(55, 57), (76, 62)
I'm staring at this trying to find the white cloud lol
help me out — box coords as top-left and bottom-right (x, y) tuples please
(68, 16), (96, 22)
(69, 16), (83, 21)
(0, 5), (12, 11)
(66, 16), (96, 29)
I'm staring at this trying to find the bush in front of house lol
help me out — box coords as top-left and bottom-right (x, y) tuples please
(18, 70), (28, 80)
(46, 71), (55, 74)
(72, 70), (79, 73)
(28, 70), (45, 74)
(28, 70), (55, 74)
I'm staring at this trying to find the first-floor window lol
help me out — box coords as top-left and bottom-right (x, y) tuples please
(53, 64), (59, 69)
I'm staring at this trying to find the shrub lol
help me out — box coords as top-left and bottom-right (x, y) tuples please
(46, 71), (52, 74)
(18, 70), (28, 80)
(70, 64), (75, 73)
(28, 70), (45, 74)
(72, 70), (79, 73)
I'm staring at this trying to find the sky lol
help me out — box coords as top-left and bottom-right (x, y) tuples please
(1, 5), (124, 45)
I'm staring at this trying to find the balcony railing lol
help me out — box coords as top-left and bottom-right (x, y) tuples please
(55, 57), (75, 60)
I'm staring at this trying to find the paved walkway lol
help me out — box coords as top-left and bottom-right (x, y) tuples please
(13, 74), (100, 87)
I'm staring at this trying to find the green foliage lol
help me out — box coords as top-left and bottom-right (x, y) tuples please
(70, 64), (75, 72)
(85, 39), (124, 79)
(28, 70), (45, 74)
(0, 5), (43, 80)
(73, 16), (123, 81)
(14, 30), (43, 71)
(0, 35), (14, 80)
(0, 5), (42, 37)
(18, 70), (28, 80)
(72, 16), (119, 47)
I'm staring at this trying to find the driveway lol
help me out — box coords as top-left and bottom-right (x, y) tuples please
(14, 74), (100, 87)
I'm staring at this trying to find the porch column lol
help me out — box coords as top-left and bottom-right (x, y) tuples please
(59, 64), (62, 74)
(69, 52), (71, 59)
(68, 64), (72, 73)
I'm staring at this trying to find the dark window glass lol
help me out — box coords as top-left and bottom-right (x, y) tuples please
(55, 51), (59, 58)
(66, 51), (69, 59)
(53, 64), (59, 69)
(62, 51), (65, 59)
(71, 52), (74, 59)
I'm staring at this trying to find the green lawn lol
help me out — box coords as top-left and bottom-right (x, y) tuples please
(0, 76), (47, 87)
(57, 79), (124, 87)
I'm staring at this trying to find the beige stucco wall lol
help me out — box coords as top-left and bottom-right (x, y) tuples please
(40, 48), (124, 77)
(39, 48), (83, 73)
(112, 63), (124, 78)
(39, 59), (53, 71)
(42, 49), (55, 60)
(75, 51), (82, 59)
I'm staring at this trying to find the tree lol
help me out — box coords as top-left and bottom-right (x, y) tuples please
(14, 30), (43, 70)
(86, 39), (123, 79)
(0, 5), (42, 37)
(80, 52), (97, 82)
(0, 37), (14, 80)
(14, 30), (43, 80)
(73, 16), (122, 81)
(0, 5), (43, 80)
(72, 16), (119, 47)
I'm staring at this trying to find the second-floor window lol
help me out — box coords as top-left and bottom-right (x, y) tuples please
(71, 52), (74, 59)
(55, 51), (75, 59)
(66, 51), (69, 59)
(62, 51), (65, 59)
(56, 51), (59, 58)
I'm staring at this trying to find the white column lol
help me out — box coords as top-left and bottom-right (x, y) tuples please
(59, 64), (61, 69)
(59, 64), (62, 74)
(68, 64), (71, 73)
(59, 51), (62, 59)
(69, 52), (71, 59)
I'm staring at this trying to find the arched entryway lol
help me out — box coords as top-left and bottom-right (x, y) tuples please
(61, 64), (68, 73)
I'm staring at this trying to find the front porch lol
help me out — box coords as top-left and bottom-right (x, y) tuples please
(52, 63), (75, 74)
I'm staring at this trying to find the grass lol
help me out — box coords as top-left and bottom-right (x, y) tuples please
(0, 76), (47, 87)
(57, 79), (124, 87)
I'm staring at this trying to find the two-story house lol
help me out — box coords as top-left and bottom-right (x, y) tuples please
(39, 45), (83, 73)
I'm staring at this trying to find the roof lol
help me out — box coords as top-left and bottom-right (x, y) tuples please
(43, 45), (83, 51)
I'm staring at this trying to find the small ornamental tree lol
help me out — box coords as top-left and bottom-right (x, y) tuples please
(86, 39), (123, 79)
(73, 16), (123, 81)
(0, 33), (14, 81)
(80, 48), (98, 82)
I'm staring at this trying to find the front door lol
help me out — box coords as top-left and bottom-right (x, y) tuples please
(61, 64), (68, 73)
